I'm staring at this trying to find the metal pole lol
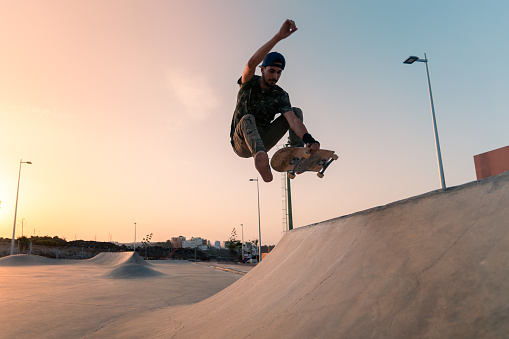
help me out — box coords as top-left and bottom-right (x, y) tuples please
(11, 160), (31, 255)
(286, 176), (293, 230)
(241, 224), (244, 261)
(423, 53), (446, 189)
(256, 179), (262, 261)
(134, 222), (137, 252)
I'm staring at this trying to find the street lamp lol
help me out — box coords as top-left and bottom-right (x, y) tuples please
(404, 53), (446, 189)
(11, 159), (32, 255)
(249, 178), (262, 262)
(284, 142), (294, 231)
(241, 224), (244, 262)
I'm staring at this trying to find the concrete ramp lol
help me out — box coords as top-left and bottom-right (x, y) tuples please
(93, 171), (509, 338)
(85, 252), (150, 266)
(86, 252), (163, 279)
(0, 254), (61, 266)
(101, 263), (166, 279)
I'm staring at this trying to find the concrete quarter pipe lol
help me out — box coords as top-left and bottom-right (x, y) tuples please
(93, 171), (509, 338)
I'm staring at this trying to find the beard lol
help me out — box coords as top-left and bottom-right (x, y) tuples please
(262, 73), (277, 88)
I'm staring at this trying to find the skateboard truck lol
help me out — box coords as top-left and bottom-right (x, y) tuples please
(287, 157), (299, 179)
(287, 152), (337, 179)
(316, 153), (338, 178)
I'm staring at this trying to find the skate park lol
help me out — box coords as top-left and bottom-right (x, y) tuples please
(1, 171), (508, 338)
(2, 2), (509, 338)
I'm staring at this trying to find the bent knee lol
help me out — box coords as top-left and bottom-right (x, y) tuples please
(239, 114), (256, 126)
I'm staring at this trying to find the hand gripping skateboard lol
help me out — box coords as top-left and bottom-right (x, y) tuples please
(270, 147), (338, 179)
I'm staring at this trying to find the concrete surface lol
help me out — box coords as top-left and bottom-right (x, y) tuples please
(0, 253), (241, 338)
(2, 171), (509, 338)
(91, 171), (509, 338)
(198, 261), (256, 275)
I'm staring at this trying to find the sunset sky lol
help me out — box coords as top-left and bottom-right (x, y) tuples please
(1, 0), (507, 246)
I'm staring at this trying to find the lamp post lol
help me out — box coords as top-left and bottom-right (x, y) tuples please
(284, 143), (294, 231)
(20, 218), (26, 238)
(134, 222), (137, 252)
(249, 178), (262, 262)
(11, 159), (32, 255)
(404, 53), (446, 189)
(241, 223), (244, 261)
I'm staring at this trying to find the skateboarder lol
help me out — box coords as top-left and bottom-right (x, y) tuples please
(230, 19), (320, 183)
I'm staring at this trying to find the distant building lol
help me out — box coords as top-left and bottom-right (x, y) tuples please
(214, 241), (221, 249)
(182, 237), (208, 249)
(169, 235), (214, 250)
(171, 236), (186, 249)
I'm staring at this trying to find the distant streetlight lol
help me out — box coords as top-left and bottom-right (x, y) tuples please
(11, 159), (32, 255)
(20, 218), (26, 238)
(404, 53), (446, 189)
(249, 178), (262, 262)
(134, 222), (137, 252)
(241, 223), (244, 261)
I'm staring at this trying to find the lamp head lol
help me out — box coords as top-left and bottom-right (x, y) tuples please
(404, 56), (420, 64)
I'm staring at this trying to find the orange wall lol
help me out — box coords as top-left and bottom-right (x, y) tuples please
(474, 145), (509, 180)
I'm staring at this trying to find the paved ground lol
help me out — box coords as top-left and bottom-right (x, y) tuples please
(2, 171), (509, 338)
(0, 255), (242, 338)
(199, 261), (257, 275)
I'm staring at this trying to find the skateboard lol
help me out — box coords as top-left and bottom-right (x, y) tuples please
(270, 146), (338, 179)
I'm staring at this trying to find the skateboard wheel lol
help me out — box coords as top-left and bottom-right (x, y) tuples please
(331, 154), (339, 161)
(287, 172), (296, 179)
(302, 151), (311, 159)
(317, 172), (324, 178)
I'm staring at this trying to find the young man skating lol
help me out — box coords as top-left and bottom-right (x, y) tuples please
(230, 19), (320, 182)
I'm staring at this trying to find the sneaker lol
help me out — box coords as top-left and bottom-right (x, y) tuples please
(254, 151), (273, 182)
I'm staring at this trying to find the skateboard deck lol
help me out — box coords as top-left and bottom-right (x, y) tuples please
(270, 147), (338, 179)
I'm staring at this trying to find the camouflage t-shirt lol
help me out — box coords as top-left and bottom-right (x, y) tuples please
(230, 75), (292, 139)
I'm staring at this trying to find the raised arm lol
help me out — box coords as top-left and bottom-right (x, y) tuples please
(241, 19), (298, 84)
